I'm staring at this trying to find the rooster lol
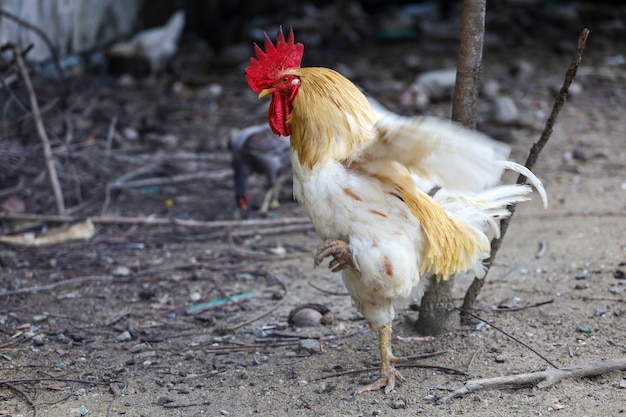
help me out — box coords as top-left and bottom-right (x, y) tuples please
(229, 124), (291, 216)
(246, 27), (547, 394)
(107, 10), (185, 76)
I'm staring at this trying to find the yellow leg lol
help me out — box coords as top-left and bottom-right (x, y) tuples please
(356, 322), (406, 394)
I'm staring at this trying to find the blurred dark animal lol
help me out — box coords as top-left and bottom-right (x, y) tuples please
(229, 124), (291, 217)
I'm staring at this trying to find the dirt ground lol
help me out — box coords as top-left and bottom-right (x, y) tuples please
(1, 6), (626, 417)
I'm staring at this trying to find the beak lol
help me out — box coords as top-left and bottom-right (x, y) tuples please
(258, 88), (273, 99)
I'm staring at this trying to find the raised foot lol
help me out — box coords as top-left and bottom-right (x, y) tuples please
(355, 366), (405, 395)
(313, 239), (360, 273)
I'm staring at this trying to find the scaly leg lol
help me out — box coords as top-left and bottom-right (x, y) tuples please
(356, 322), (406, 395)
(314, 239), (360, 273)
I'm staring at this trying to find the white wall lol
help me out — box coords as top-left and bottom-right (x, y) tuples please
(0, 0), (142, 61)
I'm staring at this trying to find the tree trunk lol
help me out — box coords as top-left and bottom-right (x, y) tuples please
(414, 275), (458, 335)
(415, 0), (486, 334)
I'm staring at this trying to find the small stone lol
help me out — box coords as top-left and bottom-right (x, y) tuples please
(574, 272), (588, 280)
(619, 378), (626, 389)
(298, 339), (322, 354)
(613, 269), (625, 279)
(130, 343), (148, 353)
(495, 354), (508, 363)
(32, 334), (45, 346)
(77, 405), (88, 416)
(594, 308), (607, 317)
(491, 95), (519, 125)
(577, 326), (593, 334)
(391, 398), (408, 409)
(122, 127), (139, 141)
(157, 396), (174, 405)
(112, 266), (130, 276)
(117, 330), (132, 342)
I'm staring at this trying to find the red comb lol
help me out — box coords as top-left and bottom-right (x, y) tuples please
(245, 26), (304, 93)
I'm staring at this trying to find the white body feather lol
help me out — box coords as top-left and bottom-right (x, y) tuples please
(291, 104), (547, 330)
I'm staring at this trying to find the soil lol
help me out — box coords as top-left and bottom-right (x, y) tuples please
(1, 6), (625, 417)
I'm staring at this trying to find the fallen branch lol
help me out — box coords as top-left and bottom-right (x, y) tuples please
(445, 357), (626, 401)
(0, 212), (310, 228)
(0, 275), (115, 297)
(108, 169), (232, 190)
(461, 28), (590, 320)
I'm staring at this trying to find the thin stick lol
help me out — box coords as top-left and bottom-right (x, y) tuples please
(320, 363), (467, 381)
(456, 307), (558, 369)
(162, 401), (212, 409)
(445, 357), (626, 401)
(0, 275), (115, 297)
(461, 28), (590, 318)
(3, 381), (38, 417)
(474, 299), (554, 313)
(224, 272), (289, 331)
(11, 43), (65, 214)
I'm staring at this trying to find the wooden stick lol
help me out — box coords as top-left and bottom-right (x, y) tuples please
(461, 28), (590, 320)
(445, 357), (626, 401)
(12, 43), (65, 214)
(0, 212), (311, 228)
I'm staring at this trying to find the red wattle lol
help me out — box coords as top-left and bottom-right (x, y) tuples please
(268, 95), (291, 137)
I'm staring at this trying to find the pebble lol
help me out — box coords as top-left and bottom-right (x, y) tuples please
(32, 334), (45, 346)
(298, 338), (322, 354)
(391, 398), (408, 409)
(112, 266), (131, 276)
(122, 127), (139, 141)
(491, 95), (520, 125)
(495, 354), (508, 363)
(619, 378), (626, 389)
(117, 330), (132, 342)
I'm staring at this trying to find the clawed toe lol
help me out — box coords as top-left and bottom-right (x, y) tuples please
(313, 239), (359, 272)
(355, 367), (405, 395)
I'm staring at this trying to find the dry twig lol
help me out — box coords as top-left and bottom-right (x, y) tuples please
(10, 43), (65, 214)
(461, 28), (590, 319)
(224, 272), (289, 332)
(445, 357), (626, 401)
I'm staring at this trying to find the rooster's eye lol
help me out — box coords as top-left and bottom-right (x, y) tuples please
(282, 77), (288, 83)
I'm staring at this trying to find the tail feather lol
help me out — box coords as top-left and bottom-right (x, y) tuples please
(498, 160), (548, 209)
